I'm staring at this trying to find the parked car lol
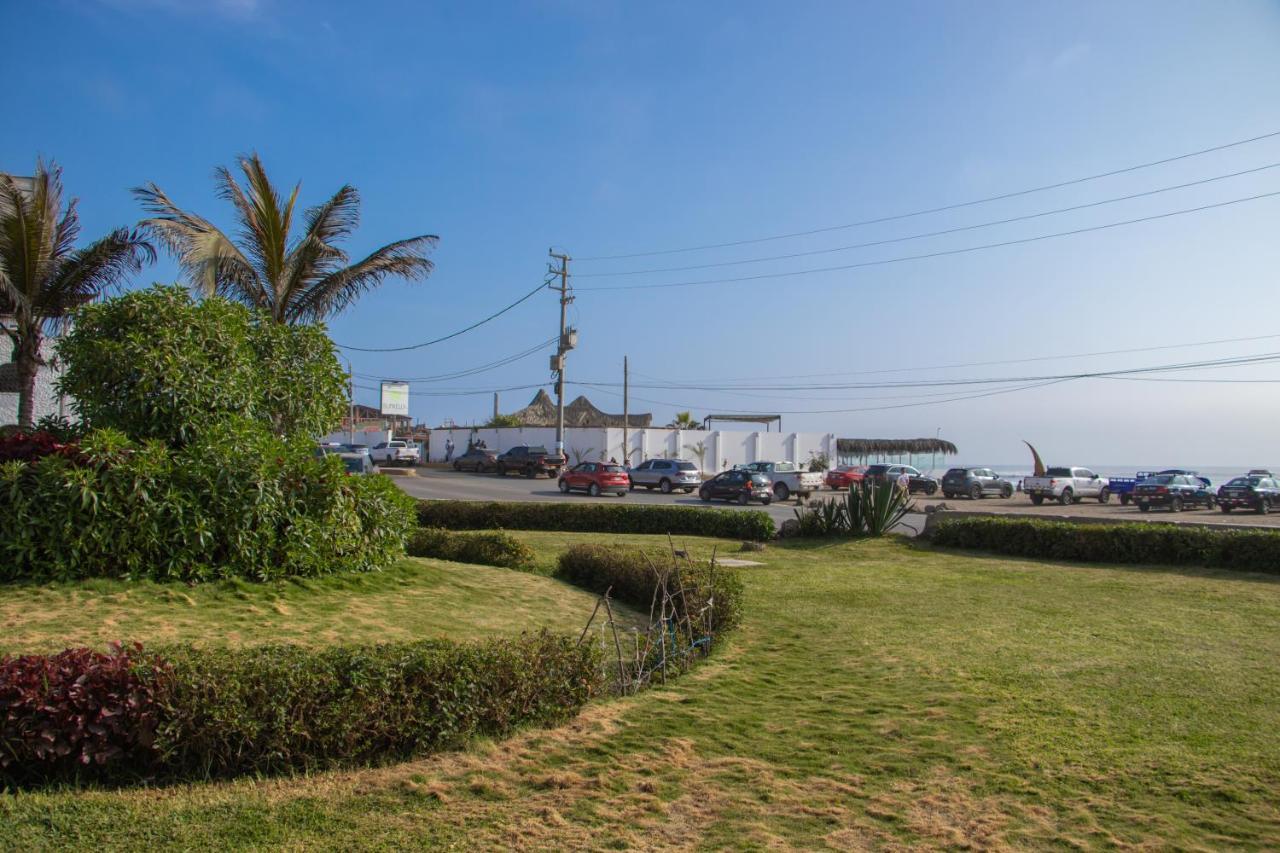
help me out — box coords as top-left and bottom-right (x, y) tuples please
(314, 442), (345, 458)
(337, 452), (373, 475)
(1133, 473), (1215, 512)
(559, 462), (629, 497)
(698, 470), (773, 505)
(495, 445), (566, 478)
(1022, 466), (1110, 505)
(825, 465), (867, 490)
(1217, 474), (1280, 514)
(370, 440), (420, 467)
(741, 461), (824, 501)
(941, 467), (1013, 500)
(1109, 469), (1210, 505)
(862, 464), (939, 495)
(629, 458), (701, 493)
(453, 446), (497, 472)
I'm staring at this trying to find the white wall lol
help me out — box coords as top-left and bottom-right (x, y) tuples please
(428, 425), (836, 472)
(320, 428), (390, 447)
(0, 333), (64, 427)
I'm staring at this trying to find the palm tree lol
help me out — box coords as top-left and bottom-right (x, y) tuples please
(0, 163), (154, 428)
(668, 410), (699, 430)
(134, 153), (437, 324)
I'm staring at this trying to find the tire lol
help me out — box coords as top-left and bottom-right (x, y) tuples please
(558, 479), (570, 493)
(1206, 497), (1216, 510)
(1221, 505), (1233, 513)
(1098, 488), (1110, 505)
(943, 491), (955, 500)
(1120, 494), (1131, 506)
(969, 484), (982, 500)
(1139, 503), (1151, 513)
(1257, 498), (1270, 515)
(926, 482), (938, 495)
(1170, 497), (1183, 513)
(616, 491), (627, 497)
(525, 466), (536, 479)
(1058, 489), (1072, 506)
(774, 483), (790, 502)
(1001, 485), (1013, 499)
(761, 497), (772, 506)
(1031, 495), (1045, 506)
(659, 478), (672, 494)
(588, 483), (601, 497)
(496, 463), (506, 477)
(683, 488), (694, 494)
(699, 489), (711, 502)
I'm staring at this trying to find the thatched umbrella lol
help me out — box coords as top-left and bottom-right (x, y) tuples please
(836, 438), (959, 458)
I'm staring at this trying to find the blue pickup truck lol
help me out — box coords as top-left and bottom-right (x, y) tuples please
(1107, 469), (1209, 505)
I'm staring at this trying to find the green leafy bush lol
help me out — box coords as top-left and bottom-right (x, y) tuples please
(417, 500), (775, 541)
(556, 544), (744, 634)
(55, 286), (346, 447)
(1, 634), (600, 786)
(930, 516), (1280, 573)
(407, 528), (534, 568)
(0, 422), (415, 582)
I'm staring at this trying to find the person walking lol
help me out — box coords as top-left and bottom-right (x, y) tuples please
(444, 437), (455, 462)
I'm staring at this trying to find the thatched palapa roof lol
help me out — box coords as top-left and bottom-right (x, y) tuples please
(836, 437), (959, 456)
(507, 390), (652, 428)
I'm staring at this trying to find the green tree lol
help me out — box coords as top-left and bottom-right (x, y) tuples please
(0, 163), (153, 428)
(56, 286), (346, 445)
(134, 153), (437, 324)
(668, 411), (699, 430)
(485, 413), (523, 428)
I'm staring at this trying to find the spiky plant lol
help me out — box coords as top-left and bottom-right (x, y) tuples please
(134, 153), (437, 324)
(0, 163), (154, 428)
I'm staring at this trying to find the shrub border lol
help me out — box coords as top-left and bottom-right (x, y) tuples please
(417, 499), (775, 541)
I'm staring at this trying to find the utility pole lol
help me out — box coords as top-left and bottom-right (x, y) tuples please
(493, 391), (499, 423)
(347, 361), (355, 445)
(548, 250), (575, 459)
(623, 355), (629, 466)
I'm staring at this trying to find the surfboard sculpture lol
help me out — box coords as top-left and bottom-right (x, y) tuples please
(1023, 440), (1046, 477)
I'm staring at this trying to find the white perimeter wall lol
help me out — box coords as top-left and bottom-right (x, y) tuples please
(427, 426), (836, 473)
(0, 333), (63, 426)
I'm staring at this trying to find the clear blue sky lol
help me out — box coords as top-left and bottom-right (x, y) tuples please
(5, 0), (1280, 468)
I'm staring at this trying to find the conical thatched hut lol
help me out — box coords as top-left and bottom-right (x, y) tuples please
(506, 390), (651, 428)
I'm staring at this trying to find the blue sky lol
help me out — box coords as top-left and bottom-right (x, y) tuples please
(5, 0), (1280, 467)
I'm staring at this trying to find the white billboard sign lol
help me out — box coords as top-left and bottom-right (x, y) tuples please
(380, 382), (410, 417)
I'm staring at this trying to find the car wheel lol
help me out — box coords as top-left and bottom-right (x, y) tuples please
(699, 489), (711, 502)
(1120, 494), (1130, 505)
(1030, 494), (1044, 505)
(558, 479), (570, 493)
(1206, 497), (1216, 509)
(1058, 489), (1072, 506)
(496, 464), (506, 477)
(616, 491), (627, 497)
(659, 478), (672, 494)
(1257, 498), (1270, 515)
(1098, 488), (1110, 504)
(943, 491), (954, 500)
(1221, 505), (1233, 513)
(1139, 503), (1151, 512)
(683, 488), (694, 494)
(588, 483), (601, 497)
(1170, 497), (1183, 513)
(1001, 485), (1013, 499)
(774, 483), (790, 502)
(737, 493), (749, 505)
(525, 466), (536, 479)
(926, 482), (938, 495)
(969, 484), (982, 500)
(761, 497), (772, 506)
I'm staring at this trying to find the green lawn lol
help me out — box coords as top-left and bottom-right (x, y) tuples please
(3, 534), (1280, 849)
(0, 556), (630, 653)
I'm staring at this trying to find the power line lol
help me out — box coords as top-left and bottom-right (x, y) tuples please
(576, 128), (1280, 261)
(627, 332), (1280, 385)
(574, 190), (1280, 292)
(332, 281), (548, 352)
(574, 162), (1280, 278)
(354, 382), (548, 398)
(352, 337), (556, 383)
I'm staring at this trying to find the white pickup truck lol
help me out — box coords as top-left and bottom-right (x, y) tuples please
(741, 461), (825, 502)
(1022, 466), (1110, 506)
(370, 440), (420, 467)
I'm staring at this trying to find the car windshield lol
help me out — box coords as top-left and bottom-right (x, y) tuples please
(527, 446), (549, 454)
(1046, 467), (1072, 477)
(603, 465), (626, 473)
(677, 462), (697, 471)
(1227, 477), (1262, 487)
(1145, 475), (1176, 484)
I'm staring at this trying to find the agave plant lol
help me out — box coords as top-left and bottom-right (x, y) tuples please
(851, 479), (915, 537)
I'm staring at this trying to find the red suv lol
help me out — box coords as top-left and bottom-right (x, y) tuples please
(559, 462), (630, 497)
(825, 465), (867, 490)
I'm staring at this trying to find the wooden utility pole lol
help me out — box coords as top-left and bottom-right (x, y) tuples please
(548, 251), (574, 458)
(493, 392), (499, 423)
(623, 355), (629, 466)
(347, 361), (355, 445)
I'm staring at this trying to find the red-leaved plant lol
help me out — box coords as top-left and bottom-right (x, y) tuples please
(0, 642), (167, 784)
(0, 430), (84, 465)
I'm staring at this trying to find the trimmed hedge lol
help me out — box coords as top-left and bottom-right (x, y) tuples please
(407, 528), (534, 568)
(931, 516), (1280, 573)
(556, 544), (744, 635)
(1, 633), (600, 786)
(418, 500), (776, 541)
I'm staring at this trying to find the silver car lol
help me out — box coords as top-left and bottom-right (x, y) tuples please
(628, 458), (702, 493)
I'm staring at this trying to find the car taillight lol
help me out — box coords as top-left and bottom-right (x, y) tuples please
(1155, 486), (1168, 494)
(1049, 479), (1057, 486)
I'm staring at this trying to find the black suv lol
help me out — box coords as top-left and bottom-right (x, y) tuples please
(863, 464), (938, 495)
(941, 467), (1013, 500)
(495, 445), (566, 478)
(1133, 473), (1215, 512)
(698, 470), (773, 505)
(1217, 475), (1280, 514)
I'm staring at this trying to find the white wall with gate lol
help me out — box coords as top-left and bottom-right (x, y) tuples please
(428, 425), (836, 473)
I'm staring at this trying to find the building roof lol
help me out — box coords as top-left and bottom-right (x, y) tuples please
(507, 389), (652, 428)
(836, 437), (959, 456)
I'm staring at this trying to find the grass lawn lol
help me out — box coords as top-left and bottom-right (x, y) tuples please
(0, 556), (634, 653)
(3, 533), (1280, 849)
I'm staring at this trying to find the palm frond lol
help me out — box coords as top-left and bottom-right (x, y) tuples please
(287, 233), (437, 323)
(42, 228), (155, 330)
